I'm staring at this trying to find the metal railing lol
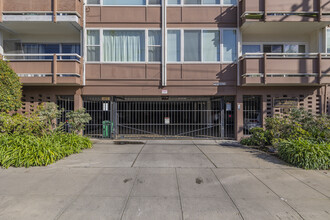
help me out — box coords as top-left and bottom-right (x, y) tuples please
(3, 53), (81, 61)
(241, 52), (330, 59)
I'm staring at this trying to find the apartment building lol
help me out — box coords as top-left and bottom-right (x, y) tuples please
(1, 0), (330, 140)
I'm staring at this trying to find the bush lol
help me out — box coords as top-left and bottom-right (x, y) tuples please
(0, 60), (22, 112)
(240, 127), (272, 147)
(278, 139), (330, 170)
(241, 109), (329, 148)
(38, 102), (64, 132)
(0, 132), (92, 168)
(66, 108), (92, 134)
(0, 112), (46, 136)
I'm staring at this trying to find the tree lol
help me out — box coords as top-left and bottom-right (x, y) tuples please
(0, 60), (22, 112)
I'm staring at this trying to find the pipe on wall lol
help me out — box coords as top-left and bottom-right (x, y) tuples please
(161, 0), (167, 87)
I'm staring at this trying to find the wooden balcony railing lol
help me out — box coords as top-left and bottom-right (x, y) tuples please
(3, 53), (83, 86)
(0, 0), (83, 23)
(240, 53), (330, 86)
(241, 0), (330, 22)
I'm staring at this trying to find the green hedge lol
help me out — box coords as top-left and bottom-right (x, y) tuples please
(0, 133), (92, 168)
(278, 139), (330, 170)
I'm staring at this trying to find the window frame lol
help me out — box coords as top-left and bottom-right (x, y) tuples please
(167, 0), (237, 6)
(86, 28), (162, 64)
(242, 42), (309, 55)
(86, 0), (237, 6)
(86, 29), (101, 62)
(167, 28), (237, 64)
(86, 0), (162, 6)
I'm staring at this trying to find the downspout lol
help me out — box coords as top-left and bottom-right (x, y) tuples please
(161, 0), (167, 87)
(83, 0), (87, 86)
(237, 1), (241, 86)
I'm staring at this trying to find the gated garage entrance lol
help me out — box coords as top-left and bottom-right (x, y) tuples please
(84, 96), (235, 140)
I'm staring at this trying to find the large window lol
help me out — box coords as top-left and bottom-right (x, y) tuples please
(327, 29), (330, 53)
(242, 43), (306, 55)
(167, 29), (236, 63)
(103, 30), (145, 62)
(87, 0), (236, 5)
(20, 43), (80, 60)
(87, 0), (160, 5)
(87, 29), (161, 63)
(167, 30), (181, 62)
(148, 30), (162, 62)
(87, 30), (100, 61)
(168, 0), (236, 5)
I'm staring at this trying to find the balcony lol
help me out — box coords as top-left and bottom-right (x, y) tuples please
(240, 53), (330, 86)
(0, 0), (83, 27)
(4, 54), (83, 86)
(241, 0), (330, 23)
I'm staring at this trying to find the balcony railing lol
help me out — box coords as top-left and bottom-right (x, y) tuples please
(0, 0), (83, 24)
(240, 53), (330, 85)
(3, 53), (83, 85)
(241, 0), (330, 22)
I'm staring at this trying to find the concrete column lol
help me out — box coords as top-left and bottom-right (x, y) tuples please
(74, 89), (83, 111)
(262, 94), (268, 127)
(235, 90), (244, 141)
(52, 54), (57, 84)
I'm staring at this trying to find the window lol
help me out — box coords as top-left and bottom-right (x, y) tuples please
(203, 30), (220, 62)
(167, 30), (181, 62)
(168, 0), (236, 5)
(184, 30), (201, 61)
(284, 44), (305, 53)
(263, 45), (283, 53)
(223, 29), (237, 62)
(242, 45), (261, 54)
(103, 30), (145, 62)
(87, 0), (100, 4)
(103, 0), (146, 5)
(167, 29), (236, 63)
(327, 29), (330, 53)
(21, 43), (80, 60)
(87, 29), (162, 63)
(87, 30), (100, 62)
(87, 0), (161, 5)
(148, 30), (162, 62)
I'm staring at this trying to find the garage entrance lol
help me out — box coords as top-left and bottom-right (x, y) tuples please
(83, 96), (235, 140)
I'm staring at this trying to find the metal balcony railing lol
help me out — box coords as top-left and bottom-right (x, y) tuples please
(240, 53), (330, 85)
(3, 53), (83, 85)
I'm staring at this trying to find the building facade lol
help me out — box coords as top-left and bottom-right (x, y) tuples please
(1, 0), (330, 140)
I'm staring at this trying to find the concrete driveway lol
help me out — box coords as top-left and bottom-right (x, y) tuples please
(0, 140), (329, 220)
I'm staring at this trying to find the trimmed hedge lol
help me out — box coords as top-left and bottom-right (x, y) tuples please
(0, 133), (92, 168)
(278, 139), (330, 170)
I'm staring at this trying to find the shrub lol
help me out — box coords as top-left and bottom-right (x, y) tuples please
(278, 139), (330, 170)
(240, 127), (272, 147)
(38, 102), (64, 132)
(0, 112), (46, 136)
(0, 132), (92, 168)
(0, 60), (22, 112)
(66, 108), (92, 134)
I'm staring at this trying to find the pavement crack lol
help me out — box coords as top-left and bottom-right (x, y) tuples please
(211, 169), (245, 220)
(246, 169), (305, 220)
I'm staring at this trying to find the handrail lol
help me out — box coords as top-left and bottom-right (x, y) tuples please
(241, 53), (330, 59)
(3, 53), (82, 61)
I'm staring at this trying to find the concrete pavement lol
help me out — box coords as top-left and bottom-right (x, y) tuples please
(0, 140), (329, 220)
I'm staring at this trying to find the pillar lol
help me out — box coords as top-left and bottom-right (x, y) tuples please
(235, 90), (244, 141)
(74, 88), (83, 111)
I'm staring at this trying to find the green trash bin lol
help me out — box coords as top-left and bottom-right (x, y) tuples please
(102, 121), (114, 138)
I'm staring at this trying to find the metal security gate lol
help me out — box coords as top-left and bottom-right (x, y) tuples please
(83, 96), (235, 139)
(83, 97), (117, 138)
(57, 96), (74, 132)
(116, 96), (235, 139)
